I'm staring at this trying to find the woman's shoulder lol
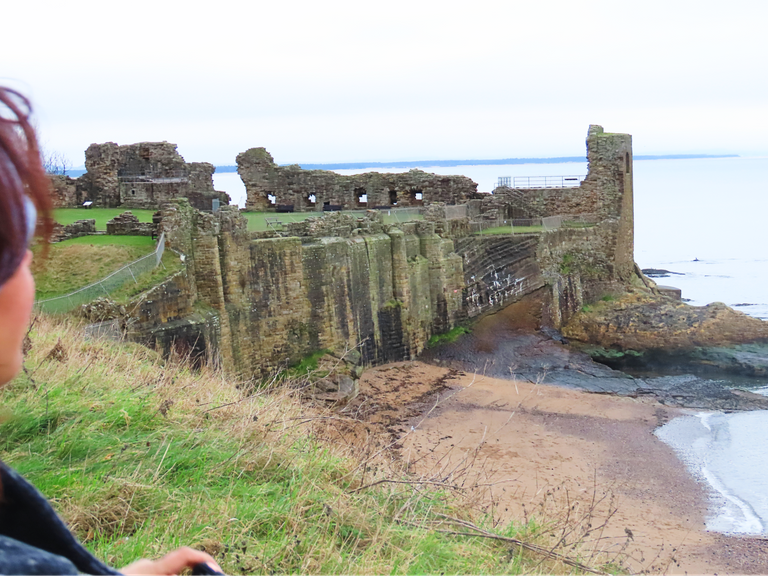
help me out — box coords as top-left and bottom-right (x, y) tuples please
(0, 534), (79, 575)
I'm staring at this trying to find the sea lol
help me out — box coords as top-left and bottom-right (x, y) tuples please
(214, 155), (768, 535)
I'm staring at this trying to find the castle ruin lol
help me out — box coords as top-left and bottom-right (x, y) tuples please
(126, 125), (641, 376)
(51, 141), (229, 212)
(236, 148), (478, 212)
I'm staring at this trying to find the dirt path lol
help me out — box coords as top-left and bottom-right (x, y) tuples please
(354, 361), (768, 574)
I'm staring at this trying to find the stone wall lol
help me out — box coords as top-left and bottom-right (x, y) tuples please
(237, 148), (478, 212)
(74, 141), (230, 212)
(51, 219), (97, 242)
(49, 175), (81, 208)
(474, 125), (635, 282)
(106, 212), (158, 236)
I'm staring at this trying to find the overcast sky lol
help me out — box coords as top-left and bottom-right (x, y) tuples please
(2, 0), (767, 167)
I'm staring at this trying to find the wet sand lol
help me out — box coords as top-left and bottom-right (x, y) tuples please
(357, 362), (768, 574)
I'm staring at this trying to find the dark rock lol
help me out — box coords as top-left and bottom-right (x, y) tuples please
(642, 268), (684, 278)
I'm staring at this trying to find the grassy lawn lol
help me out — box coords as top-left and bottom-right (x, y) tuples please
(475, 225), (544, 235)
(243, 210), (423, 232)
(32, 236), (157, 300)
(243, 211), (320, 232)
(0, 315), (611, 575)
(54, 208), (156, 231)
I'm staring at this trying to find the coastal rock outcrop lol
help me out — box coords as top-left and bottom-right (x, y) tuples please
(563, 291), (768, 350)
(562, 291), (768, 376)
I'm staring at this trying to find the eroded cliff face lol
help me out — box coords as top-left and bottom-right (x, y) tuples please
(132, 202), (468, 373)
(127, 126), (649, 376)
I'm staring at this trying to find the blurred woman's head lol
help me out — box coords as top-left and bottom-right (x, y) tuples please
(0, 87), (52, 385)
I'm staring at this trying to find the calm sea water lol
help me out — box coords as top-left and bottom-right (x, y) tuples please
(216, 156), (768, 534)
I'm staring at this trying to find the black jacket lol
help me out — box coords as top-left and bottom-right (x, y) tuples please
(0, 462), (121, 575)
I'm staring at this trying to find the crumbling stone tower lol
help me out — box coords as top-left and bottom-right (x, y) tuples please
(76, 141), (229, 211)
(581, 125), (634, 281)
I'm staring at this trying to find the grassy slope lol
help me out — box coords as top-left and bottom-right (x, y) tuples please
(54, 209), (157, 231)
(32, 238), (157, 300)
(0, 316), (605, 574)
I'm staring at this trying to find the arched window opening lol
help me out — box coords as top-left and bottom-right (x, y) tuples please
(356, 189), (368, 207)
(307, 194), (316, 207)
(389, 190), (398, 206)
(268, 194), (276, 205)
(625, 152), (631, 174)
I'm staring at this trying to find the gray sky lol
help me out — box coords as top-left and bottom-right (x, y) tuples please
(3, 0), (767, 167)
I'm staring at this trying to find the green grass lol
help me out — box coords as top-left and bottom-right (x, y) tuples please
(243, 210), (423, 232)
(32, 237), (157, 300)
(107, 250), (184, 305)
(1, 316), (613, 574)
(428, 326), (472, 347)
(51, 235), (156, 248)
(475, 225), (543, 235)
(54, 208), (157, 231)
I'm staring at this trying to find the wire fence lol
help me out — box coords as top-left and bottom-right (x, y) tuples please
(470, 214), (598, 235)
(34, 233), (166, 315)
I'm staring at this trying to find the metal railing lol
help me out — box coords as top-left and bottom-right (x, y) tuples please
(496, 175), (585, 189)
(35, 233), (166, 315)
(470, 214), (598, 235)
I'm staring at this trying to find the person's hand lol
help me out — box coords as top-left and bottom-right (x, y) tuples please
(121, 546), (222, 575)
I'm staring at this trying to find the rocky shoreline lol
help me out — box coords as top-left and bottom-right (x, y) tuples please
(420, 291), (768, 412)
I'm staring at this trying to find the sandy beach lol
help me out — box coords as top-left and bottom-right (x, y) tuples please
(355, 361), (768, 574)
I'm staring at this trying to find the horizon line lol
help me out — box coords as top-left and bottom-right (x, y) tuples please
(64, 153), (740, 176)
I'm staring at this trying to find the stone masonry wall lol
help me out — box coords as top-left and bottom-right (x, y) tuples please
(49, 175), (81, 208)
(237, 147), (478, 212)
(475, 125), (634, 282)
(75, 141), (230, 212)
(51, 219), (97, 242)
(106, 212), (158, 236)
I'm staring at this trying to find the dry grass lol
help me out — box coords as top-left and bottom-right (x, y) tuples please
(1, 314), (630, 574)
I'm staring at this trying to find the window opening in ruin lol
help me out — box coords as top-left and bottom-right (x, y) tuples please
(625, 152), (631, 174)
(131, 189), (136, 195)
(323, 201), (330, 206)
(389, 190), (397, 206)
(409, 189), (424, 205)
(268, 194), (276, 205)
(307, 194), (316, 206)
(356, 190), (368, 207)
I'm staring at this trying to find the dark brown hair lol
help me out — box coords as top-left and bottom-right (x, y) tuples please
(0, 86), (53, 287)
